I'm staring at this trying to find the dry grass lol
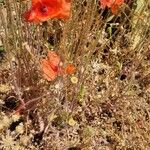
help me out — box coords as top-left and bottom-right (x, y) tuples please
(0, 0), (150, 149)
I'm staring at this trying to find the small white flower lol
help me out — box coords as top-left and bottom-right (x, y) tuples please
(55, 81), (63, 90)
(13, 143), (25, 150)
(0, 130), (16, 149)
(16, 123), (24, 134)
(20, 135), (30, 146)
(91, 60), (101, 72)
(12, 114), (20, 122)
(0, 84), (10, 93)
(3, 115), (11, 127)
(55, 83), (60, 89)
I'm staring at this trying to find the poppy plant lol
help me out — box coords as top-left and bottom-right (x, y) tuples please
(41, 50), (75, 81)
(23, 0), (71, 22)
(100, 0), (124, 14)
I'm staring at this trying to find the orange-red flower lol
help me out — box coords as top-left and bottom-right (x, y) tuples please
(41, 50), (75, 81)
(64, 64), (76, 74)
(23, 0), (71, 22)
(41, 51), (61, 81)
(100, 0), (124, 14)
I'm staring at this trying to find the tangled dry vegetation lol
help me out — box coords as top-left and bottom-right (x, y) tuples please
(0, 0), (150, 149)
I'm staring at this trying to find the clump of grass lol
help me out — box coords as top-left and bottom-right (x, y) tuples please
(0, 0), (150, 149)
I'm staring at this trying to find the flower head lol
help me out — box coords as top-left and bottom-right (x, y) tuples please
(64, 64), (76, 74)
(41, 51), (61, 81)
(23, 0), (71, 22)
(0, 131), (16, 149)
(41, 50), (76, 81)
(71, 76), (78, 84)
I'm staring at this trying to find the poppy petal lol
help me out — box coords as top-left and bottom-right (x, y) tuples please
(48, 51), (60, 68)
(59, 0), (71, 19)
(100, 0), (124, 14)
(23, 10), (37, 22)
(41, 59), (58, 81)
(111, 5), (118, 14)
(32, 0), (39, 5)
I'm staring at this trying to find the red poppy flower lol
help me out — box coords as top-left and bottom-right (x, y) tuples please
(100, 0), (124, 14)
(23, 0), (71, 22)
(41, 50), (76, 81)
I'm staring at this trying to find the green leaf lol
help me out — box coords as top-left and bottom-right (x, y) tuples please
(0, 46), (4, 52)
(77, 84), (85, 105)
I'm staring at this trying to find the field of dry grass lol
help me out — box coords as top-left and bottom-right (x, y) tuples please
(0, 0), (150, 149)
